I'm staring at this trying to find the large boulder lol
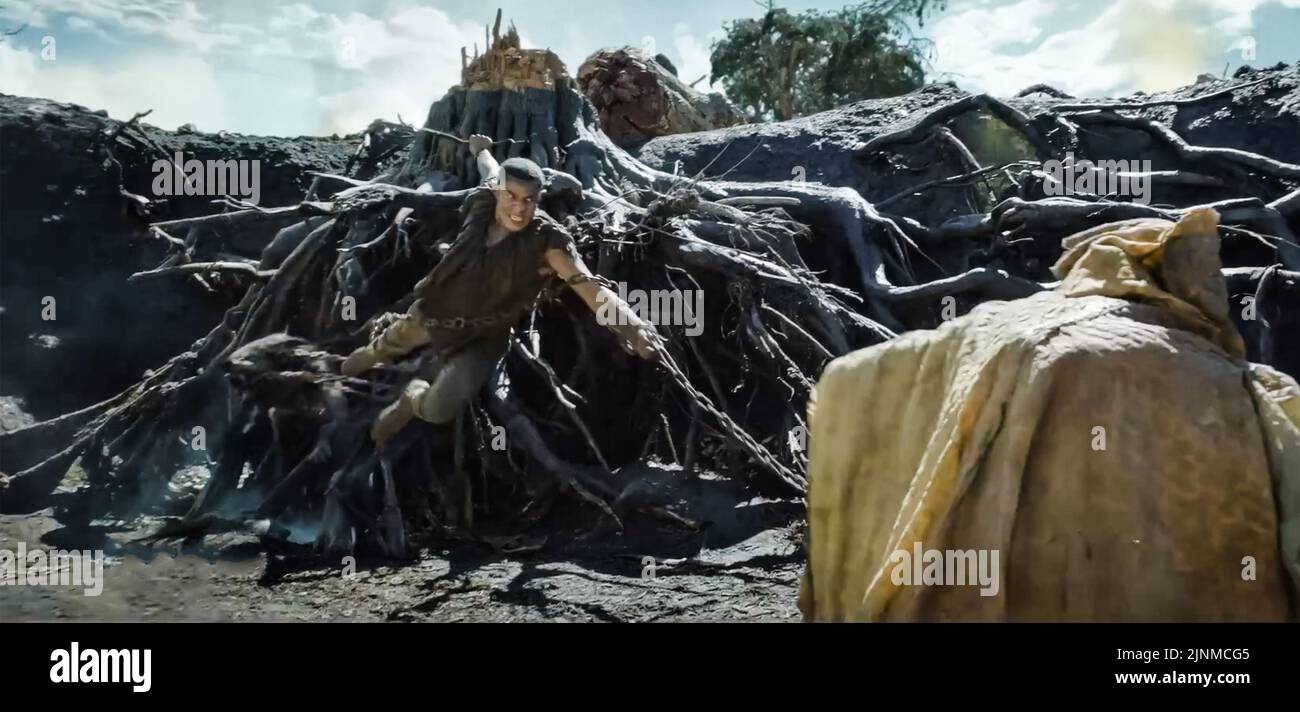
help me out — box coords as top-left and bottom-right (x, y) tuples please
(577, 47), (746, 149)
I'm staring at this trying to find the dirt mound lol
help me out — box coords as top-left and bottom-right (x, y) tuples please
(0, 94), (358, 419)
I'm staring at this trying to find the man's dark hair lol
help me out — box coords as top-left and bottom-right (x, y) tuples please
(499, 157), (545, 190)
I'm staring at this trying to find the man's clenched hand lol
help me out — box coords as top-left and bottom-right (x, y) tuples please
(467, 133), (493, 155)
(616, 318), (665, 363)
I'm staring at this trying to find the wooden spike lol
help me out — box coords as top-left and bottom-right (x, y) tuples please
(493, 9), (502, 43)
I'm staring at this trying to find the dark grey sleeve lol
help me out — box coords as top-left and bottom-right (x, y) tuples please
(538, 215), (579, 259)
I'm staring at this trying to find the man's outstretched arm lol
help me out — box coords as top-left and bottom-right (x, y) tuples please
(468, 134), (499, 186)
(544, 247), (663, 362)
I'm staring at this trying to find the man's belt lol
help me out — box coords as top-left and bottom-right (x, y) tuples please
(424, 312), (516, 330)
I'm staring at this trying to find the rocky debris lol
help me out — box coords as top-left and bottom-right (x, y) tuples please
(0, 493), (801, 622)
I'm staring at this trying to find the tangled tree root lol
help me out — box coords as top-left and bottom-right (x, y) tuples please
(3, 42), (1297, 561)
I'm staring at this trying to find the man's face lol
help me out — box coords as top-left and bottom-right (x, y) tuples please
(494, 177), (541, 233)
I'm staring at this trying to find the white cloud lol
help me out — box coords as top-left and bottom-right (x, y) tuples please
(64, 15), (94, 31)
(1, 1), (487, 135)
(0, 40), (39, 91)
(929, 0), (1089, 96)
(0, 0), (50, 29)
(1, 0), (243, 51)
(243, 4), (484, 134)
(61, 12), (125, 44)
(554, 23), (592, 79)
(671, 23), (723, 91)
(1199, 0), (1300, 33)
(0, 42), (229, 129)
(929, 0), (1297, 98)
(268, 2), (321, 32)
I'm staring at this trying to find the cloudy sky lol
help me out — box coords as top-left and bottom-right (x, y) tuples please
(0, 0), (1297, 136)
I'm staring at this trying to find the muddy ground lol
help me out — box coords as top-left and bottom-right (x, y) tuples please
(0, 459), (804, 623)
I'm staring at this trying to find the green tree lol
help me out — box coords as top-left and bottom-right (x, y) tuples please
(710, 1), (943, 121)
